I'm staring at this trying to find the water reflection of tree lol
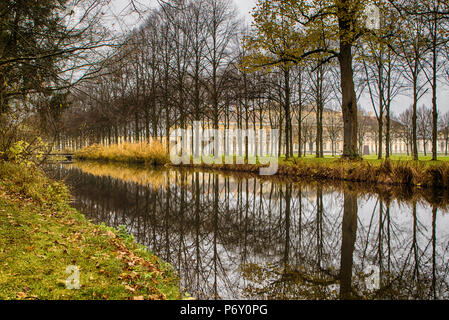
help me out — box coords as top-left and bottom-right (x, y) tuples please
(340, 190), (358, 299)
(52, 165), (449, 300)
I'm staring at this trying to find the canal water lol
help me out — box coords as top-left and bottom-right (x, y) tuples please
(47, 162), (449, 300)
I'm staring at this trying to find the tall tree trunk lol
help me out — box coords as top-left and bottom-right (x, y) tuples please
(377, 60), (384, 159)
(431, 23), (438, 161)
(337, 0), (358, 159)
(412, 77), (419, 161)
(284, 67), (292, 159)
(315, 65), (322, 158)
(385, 56), (392, 159)
(297, 71), (303, 157)
(339, 43), (358, 159)
(134, 112), (139, 143)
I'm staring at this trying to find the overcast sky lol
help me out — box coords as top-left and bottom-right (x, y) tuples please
(107, 0), (256, 31)
(106, 0), (448, 116)
(235, 0), (257, 19)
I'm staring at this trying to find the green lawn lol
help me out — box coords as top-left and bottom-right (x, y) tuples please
(279, 154), (449, 166)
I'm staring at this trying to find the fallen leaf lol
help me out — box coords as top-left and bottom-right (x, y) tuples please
(125, 285), (135, 292)
(17, 292), (27, 299)
(106, 230), (116, 238)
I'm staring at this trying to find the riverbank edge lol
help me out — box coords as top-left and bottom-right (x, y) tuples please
(176, 160), (449, 188)
(75, 153), (449, 189)
(0, 161), (181, 300)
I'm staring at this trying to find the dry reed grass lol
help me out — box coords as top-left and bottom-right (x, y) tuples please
(75, 141), (168, 165)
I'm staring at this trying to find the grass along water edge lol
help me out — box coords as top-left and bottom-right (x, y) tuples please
(0, 161), (180, 300)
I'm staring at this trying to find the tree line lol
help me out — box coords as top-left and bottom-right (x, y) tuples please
(2, 0), (449, 161)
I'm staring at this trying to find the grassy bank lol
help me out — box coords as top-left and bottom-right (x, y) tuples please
(185, 156), (449, 188)
(74, 143), (449, 188)
(0, 161), (180, 300)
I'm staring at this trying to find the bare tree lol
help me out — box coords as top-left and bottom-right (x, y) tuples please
(440, 112), (449, 155)
(417, 105), (433, 156)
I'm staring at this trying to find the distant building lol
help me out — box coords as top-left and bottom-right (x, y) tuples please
(182, 105), (449, 156)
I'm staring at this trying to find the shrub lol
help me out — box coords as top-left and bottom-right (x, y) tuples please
(0, 162), (70, 204)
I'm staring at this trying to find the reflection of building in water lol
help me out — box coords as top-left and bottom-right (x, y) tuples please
(51, 163), (449, 300)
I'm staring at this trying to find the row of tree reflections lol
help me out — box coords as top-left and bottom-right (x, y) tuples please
(51, 164), (449, 300)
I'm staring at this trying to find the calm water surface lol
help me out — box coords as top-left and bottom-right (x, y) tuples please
(48, 162), (449, 300)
